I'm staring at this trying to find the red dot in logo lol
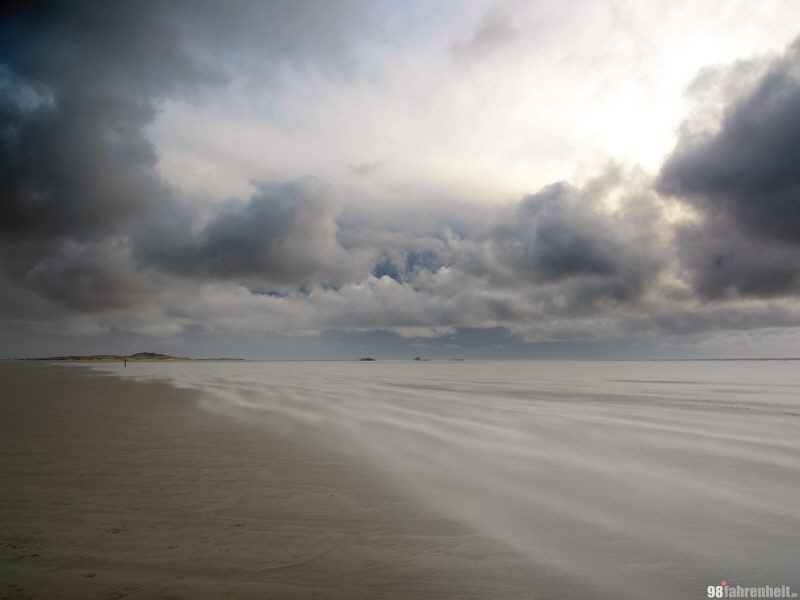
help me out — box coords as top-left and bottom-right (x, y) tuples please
(721, 581), (727, 586)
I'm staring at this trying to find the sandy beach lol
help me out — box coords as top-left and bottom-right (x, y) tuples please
(5, 360), (798, 599)
(0, 363), (554, 600)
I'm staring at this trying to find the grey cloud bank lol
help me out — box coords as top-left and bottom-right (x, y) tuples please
(1, 1), (800, 358)
(137, 179), (356, 286)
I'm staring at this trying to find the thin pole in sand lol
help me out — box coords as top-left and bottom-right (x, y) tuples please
(124, 355), (127, 367)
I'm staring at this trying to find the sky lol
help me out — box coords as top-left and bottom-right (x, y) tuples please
(1, 0), (800, 359)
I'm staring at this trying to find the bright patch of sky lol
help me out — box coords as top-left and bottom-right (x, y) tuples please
(152, 0), (799, 205)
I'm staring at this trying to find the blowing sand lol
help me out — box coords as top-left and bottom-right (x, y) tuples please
(0, 363), (554, 600)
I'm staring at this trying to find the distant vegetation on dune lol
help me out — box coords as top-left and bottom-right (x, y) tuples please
(27, 352), (179, 361)
(127, 352), (178, 360)
(23, 352), (245, 361)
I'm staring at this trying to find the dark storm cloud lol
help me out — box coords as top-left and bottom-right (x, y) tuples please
(0, 92), (168, 239)
(658, 36), (800, 239)
(500, 182), (621, 281)
(0, 0), (371, 240)
(673, 217), (800, 300)
(0, 1), (219, 240)
(658, 36), (800, 298)
(479, 172), (667, 311)
(18, 240), (159, 311)
(0, 1), (229, 314)
(136, 179), (355, 285)
(0, 0), (373, 313)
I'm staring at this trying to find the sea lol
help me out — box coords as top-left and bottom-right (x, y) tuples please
(89, 359), (800, 599)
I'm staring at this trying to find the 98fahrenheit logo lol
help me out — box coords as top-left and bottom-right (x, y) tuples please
(708, 581), (798, 598)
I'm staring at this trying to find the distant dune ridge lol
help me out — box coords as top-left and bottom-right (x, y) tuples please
(24, 352), (243, 361)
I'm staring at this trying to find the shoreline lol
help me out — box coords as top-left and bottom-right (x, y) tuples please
(0, 362), (551, 599)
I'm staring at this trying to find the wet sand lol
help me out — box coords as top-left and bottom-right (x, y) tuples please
(0, 363), (557, 599)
